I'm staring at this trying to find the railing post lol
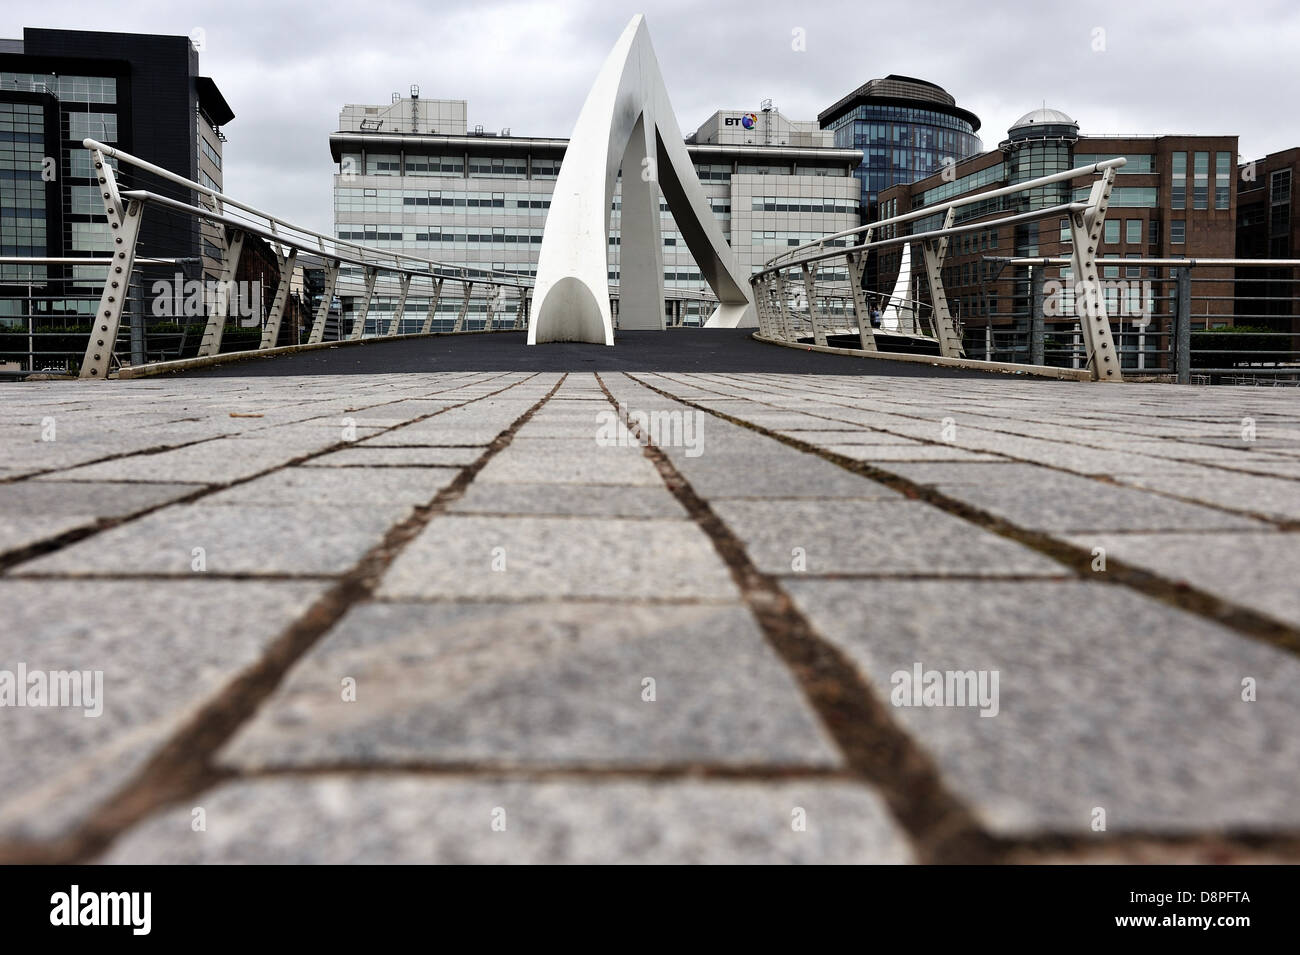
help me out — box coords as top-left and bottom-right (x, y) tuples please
(514, 290), (526, 330)
(81, 149), (144, 377)
(800, 262), (826, 346)
(920, 207), (964, 358)
(752, 280), (769, 336)
(307, 260), (340, 344)
(847, 245), (877, 352)
(1068, 167), (1123, 382)
(259, 247), (298, 350)
(484, 285), (499, 332)
(1030, 264), (1046, 366)
(453, 280), (474, 332)
(196, 226), (245, 358)
(775, 270), (794, 341)
(420, 277), (444, 334)
(385, 273), (412, 336)
(1175, 266), (1192, 384)
(349, 266), (378, 340)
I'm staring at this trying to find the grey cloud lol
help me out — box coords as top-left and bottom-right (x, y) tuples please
(6, 0), (1295, 233)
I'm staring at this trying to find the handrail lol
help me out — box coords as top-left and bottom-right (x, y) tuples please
(84, 138), (535, 287)
(992, 257), (1300, 267)
(763, 157), (1127, 269)
(764, 201), (1087, 273)
(121, 189), (531, 288)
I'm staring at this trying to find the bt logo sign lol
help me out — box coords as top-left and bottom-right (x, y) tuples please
(724, 112), (759, 129)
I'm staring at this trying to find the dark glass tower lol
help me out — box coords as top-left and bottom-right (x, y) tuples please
(819, 74), (982, 218)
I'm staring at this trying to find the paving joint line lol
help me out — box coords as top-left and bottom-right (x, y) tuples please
(624, 373), (1300, 661)
(691, 370), (1300, 491)
(0, 374), (538, 575)
(0, 371), (513, 489)
(596, 371), (1001, 865)
(0, 372), (563, 865)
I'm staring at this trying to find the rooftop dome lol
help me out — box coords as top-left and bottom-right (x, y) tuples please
(1005, 107), (1079, 144)
(1010, 107), (1077, 131)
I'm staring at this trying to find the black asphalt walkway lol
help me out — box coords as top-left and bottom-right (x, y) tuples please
(184, 329), (997, 378)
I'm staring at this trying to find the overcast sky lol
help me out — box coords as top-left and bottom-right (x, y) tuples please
(5, 0), (1297, 233)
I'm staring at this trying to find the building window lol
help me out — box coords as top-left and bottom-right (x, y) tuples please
(1074, 153), (1156, 174)
(1075, 186), (1158, 208)
(70, 221), (112, 252)
(1148, 219), (1160, 245)
(366, 154), (400, 175)
(69, 111), (119, 143)
(1125, 219), (1141, 244)
(1270, 169), (1292, 257)
(1171, 219), (1186, 244)
(199, 137), (222, 170)
(1171, 152), (1186, 210)
(1104, 220), (1120, 244)
(1192, 151), (1209, 209)
(1215, 152), (1231, 210)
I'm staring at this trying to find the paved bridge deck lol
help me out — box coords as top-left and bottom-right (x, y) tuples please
(1, 334), (1298, 863)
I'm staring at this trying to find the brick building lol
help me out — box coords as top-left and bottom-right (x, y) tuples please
(1237, 148), (1299, 337)
(876, 107), (1237, 370)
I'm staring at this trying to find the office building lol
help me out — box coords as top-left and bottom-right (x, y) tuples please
(876, 107), (1237, 369)
(329, 92), (861, 330)
(0, 27), (234, 302)
(818, 75), (982, 217)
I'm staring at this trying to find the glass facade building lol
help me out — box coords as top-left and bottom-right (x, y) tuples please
(0, 28), (234, 370)
(818, 75), (981, 216)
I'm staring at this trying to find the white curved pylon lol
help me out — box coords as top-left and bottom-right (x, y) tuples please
(528, 14), (756, 344)
(880, 241), (912, 332)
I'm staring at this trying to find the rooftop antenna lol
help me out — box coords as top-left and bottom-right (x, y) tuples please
(760, 98), (775, 146)
(410, 84), (420, 132)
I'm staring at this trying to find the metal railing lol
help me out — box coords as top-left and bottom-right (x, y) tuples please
(962, 258), (1300, 384)
(0, 139), (718, 378)
(749, 156), (1300, 384)
(751, 158), (1130, 380)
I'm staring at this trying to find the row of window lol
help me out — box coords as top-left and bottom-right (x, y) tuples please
(336, 189), (552, 212)
(1073, 153), (1156, 174)
(918, 162), (1005, 207)
(1060, 217), (1161, 245)
(341, 152), (842, 183)
(0, 73), (117, 104)
(1070, 185), (1160, 208)
(335, 190), (733, 216)
(840, 121), (979, 154)
(828, 104), (978, 135)
(750, 196), (858, 214)
(338, 228), (545, 244)
(750, 230), (850, 247)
